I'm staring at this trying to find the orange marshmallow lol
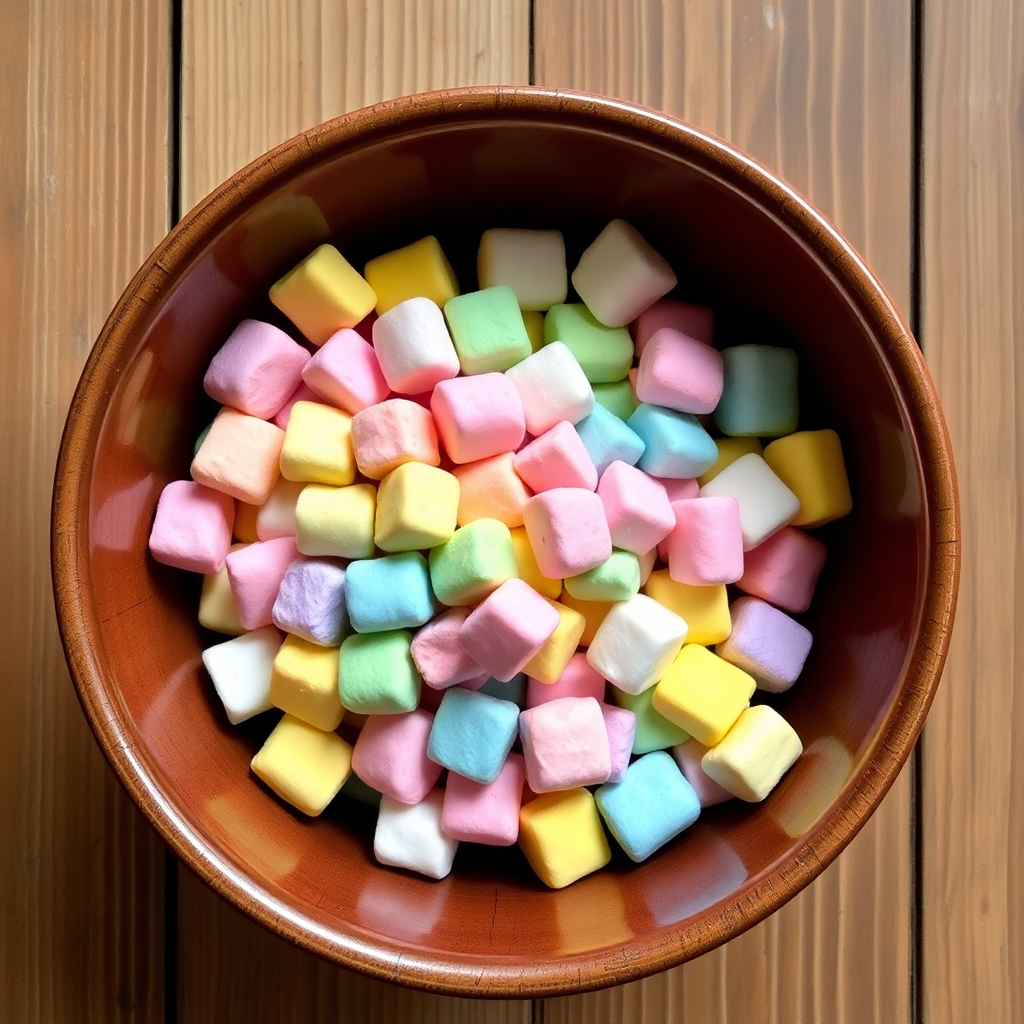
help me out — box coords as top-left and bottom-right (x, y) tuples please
(191, 409), (285, 505)
(452, 452), (532, 528)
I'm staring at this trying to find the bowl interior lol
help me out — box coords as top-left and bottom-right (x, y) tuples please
(62, 91), (941, 995)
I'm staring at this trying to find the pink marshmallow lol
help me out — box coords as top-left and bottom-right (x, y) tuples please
(350, 398), (440, 480)
(518, 696), (612, 793)
(224, 537), (299, 630)
(148, 479), (234, 574)
(272, 381), (319, 429)
(716, 595), (813, 693)
(522, 488), (612, 579)
(601, 703), (637, 783)
(671, 738), (733, 807)
(632, 299), (714, 357)
(597, 461), (676, 556)
(203, 319), (310, 421)
(441, 752), (525, 846)
(458, 578), (561, 682)
(667, 496), (744, 586)
(513, 420), (598, 493)
(301, 327), (390, 414)
(412, 608), (485, 689)
(635, 327), (724, 415)
(430, 373), (526, 464)
(656, 476), (700, 502)
(737, 526), (828, 613)
(526, 652), (605, 707)
(351, 709), (443, 805)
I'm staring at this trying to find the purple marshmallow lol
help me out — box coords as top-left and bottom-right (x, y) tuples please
(271, 557), (348, 646)
(601, 703), (637, 783)
(715, 595), (813, 693)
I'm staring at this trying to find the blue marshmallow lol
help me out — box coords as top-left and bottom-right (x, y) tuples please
(595, 750), (701, 862)
(714, 344), (799, 437)
(627, 403), (718, 479)
(478, 672), (528, 709)
(427, 688), (521, 784)
(574, 402), (646, 476)
(345, 551), (435, 633)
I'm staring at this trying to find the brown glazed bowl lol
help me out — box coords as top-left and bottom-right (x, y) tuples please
(52, 87), (959, 997)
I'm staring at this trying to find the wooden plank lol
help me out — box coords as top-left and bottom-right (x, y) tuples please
(0, 2), (170, 1021)
(535, 2), (913, 1021)
(177, 2), (531, 1020)
(920, 1), (1023, 1021)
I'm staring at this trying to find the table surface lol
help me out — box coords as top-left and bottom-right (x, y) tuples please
(3, 1), (1019, 1021)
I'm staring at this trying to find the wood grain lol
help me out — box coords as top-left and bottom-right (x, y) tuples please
(177, 2), (531, 1020)
(0, 1), (170, 1021)
(535, 2), (914, 1021)
(920, 1), (1024, 1021)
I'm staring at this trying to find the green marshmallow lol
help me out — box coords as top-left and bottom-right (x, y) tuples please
(593, 379), (640, 421)
(428, 518), (519, 607)
(564, 549), (641, 603)
(338, 630), (421, 715)
(444, 285), (532, 374)
(543, 303), (633, 383)
(714, 344), (799, 437)
(612, 686), (690, 755)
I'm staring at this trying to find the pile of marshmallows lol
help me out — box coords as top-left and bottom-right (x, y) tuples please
(148, 220), (853, 889)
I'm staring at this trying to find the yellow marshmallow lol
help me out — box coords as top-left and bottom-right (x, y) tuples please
(518, 788), (611, 889)
(762, 429), (853, 528)
(251, 714), (353, 816)
(452, 452), (531, 527)
(198, 550), (245, 635)
(363, 235), (459, 315)
(521, 309), (545, 353)
(233, 500), (260, 543)
(697, 436), (763, 486)
(557, 590), (613, 647)
(643, 570), (731, 645)
(269, 244), (376, 345)
(522, 598), (586, 684)
(510, 526), (561, 599)
(700, 704), (803, 802)
(280, 401), (355, 486)
(268, 635), (344, 731)
(652, 644), (755, 747)
(295, 482), (376, 559)
(374, 462), (459, 552)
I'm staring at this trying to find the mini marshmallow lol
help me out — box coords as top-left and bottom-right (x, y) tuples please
(430, 373), (525, 464)
(255, 477), (305, 540)
(272, 381), (319, 429)
(557, 590), (613, 647)
(597, 461), (675, 555)
(518, 788), (611, 889)
(428, 519), (519, 607)
(543, 303), (633, 382)
(736, 526), (827, 613)
(635, 327), (724, 415)
(301, 327), (390, 414)
(363, 235), (459, 315)
(149, 479), (234, 574)
(526, 651), (605, 708)
(504, 341), (595, 436)
(345, 552), (434, 633)
(477, 228), (568, 310)
(716, 596), (813, 693)
(521, 598), (586, 684)
(637, 546), (656, 586)
(441, 752), (525, 846)
(444, 285), (533, 374)
(563, 549), (641, 603)
(191, 409), (285, 504)
(610, 685), (691, 755)
(671, 738), (734, 807)
(697, 436), (763, 486)
(371, 296), (460, 394)
(295, 482), (376, 559)
(571, 219), (677, 328)
(427, 688), (521, 784)
(522, 488), (612, 579)
(699, 453), (801, 550)
(627, 403), (718, 480)
(586, 593), (688, 695)
(374, 790), (459, 880)
(411, 608), (484, 689)
(268, 635), (344, 731)
(666, 496), (744, 586)
(510, 526), (562, 599)
(656, 476), (701, 502)
(522, 309), (545, 352)
(643, 570), (732, 646)
(350, 398), (440, 480)
(762, 429), (853, 527)
(373, 462), (459, 553)
(632, 299), (714, 357)
(272, 556), (348, 646)
(204, 319), (310, 419)
(601, 703), (637, 783)
(202, 625), (282, 724)
(513, 420), (598, 493)
(574, 403), (646, 476)
(350, 708), (442, 804)
(592, 379), (640, 422)
(715, 344), (799, 437)
(339, 630), (422, 715)
(452, 452), (531, 528)
(198, 556), (245, 635)
(224, 537), (299, 630)
(519, 696), (612, 792)
(279, 401), (355, 486)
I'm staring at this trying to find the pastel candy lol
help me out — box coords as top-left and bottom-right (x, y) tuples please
(544, 303), (633, 382)
(699, 453), (801, 550)
(522, 488), (612, 579)
(571, 219), (677, 328)
(411, 608), (484, 689)
(201, 625), (281, 724)
(268, 635), (344, 731)
(340, 630), (422, 714)
(295, 482), (376, 559)
(444, 285), (533, 374)
(224, 536), (299, 630)
(522, 309), (545, 352)
(637, 545), (656, 586)
(272, 556), (349, 646)
(301, 328), (390, 414)
(513, 420), (598, 493)
(586, 593), (688, 695)
(345, 552), (434, 633)
(597, 460), (675, 555)
(430, 372), (525, 464)
(762, 429), (853, 527)
(574, 402), (646, 476)
(428, 518), (518, 607)
(736, 526), (827, 613)
(269, 243), (376, 345)
(510, 526), (561, 600)
(272, 380), (319, 429)
(250, 714), (353, 816)
(441, 752), (526, 846)
(521, 597), (586, 684)
(198, 554), (245, 635)
(632, 299), (713, 357)
(374, 462), (459, 552)
(563, 549), (641, 603)
(635, 327), (724, 415)
(458, 578), (560, 682)
(701, 704), (803, 802)
(477, 228), (567, 311)
(350, 708), (442, 804)
(610, 685), (690, 755)
(255, 477), (305, 540)
(350, 398), (440, 480)
(592, 379), (640, 421)
(656, 476), (700, 502)
(374, 790), (459, 880)
(363, 235), (459, 315)
(526, 652), (604, 708)
(519, 696), (612, 792)
(518, 788), (611, 889)
(697, 436), (763, 486)
(715, 344), (799, 437)
(716, 596), (813, 693)
(627, 403), (717, 480)
(452, 452), (532, 528)
(643, 570), (732, 646)
(371, 296), (460, 394)
(204, 319), (310, 419)
(600, 703), (637, 783)
(557, 590), (613, 647)
(504, 341), (595, 436)
(191, 409), (285, 504)
(666, 496), (744, 586)
(149, 479), (234, 574)
(279, 401), (355, 486)
(671, 738), (734, 807)
(427, 688), (521, 784)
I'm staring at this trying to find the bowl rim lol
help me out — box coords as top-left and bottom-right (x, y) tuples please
(51, 84), (960, 997)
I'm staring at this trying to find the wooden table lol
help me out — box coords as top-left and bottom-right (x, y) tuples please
(3, 2), (1018, 1020)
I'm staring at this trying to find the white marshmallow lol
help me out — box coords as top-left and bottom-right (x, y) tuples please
(371, 296), (460, 394)
(586, 593), (688, 695)
(477, 228), (568, 311)
(255, 477), (305, 540)
(505, 341), (595, 437)
(700, 704), (803, 802)
(201, 625), (282, 724)
(571, 219), (677, 328)
(373, 789), (459, 880)
(699, 453), (801, 550)
(637, 545), (657, 586)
